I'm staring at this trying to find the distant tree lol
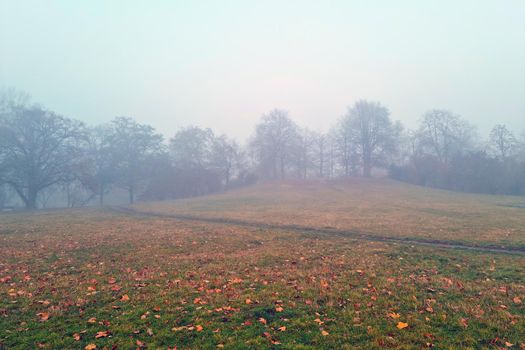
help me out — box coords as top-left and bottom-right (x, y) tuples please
(311, 131), (329, 177)
(416, 109), (474, 164)
(170, 126), (214, 170)
(332, 118), (357, 176)
(341, 100), (401, 177)
(0, 105), (85, 209)
(294, 128), (317, 179)
(210, 134), (243, 186)
(77, 126), (118, 206)
(109, 117), (164, 204)
(251, 109), (300, 179)
(489, 124), (517, 160)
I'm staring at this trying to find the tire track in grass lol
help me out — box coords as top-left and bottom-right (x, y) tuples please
(110, 206), (525, 256)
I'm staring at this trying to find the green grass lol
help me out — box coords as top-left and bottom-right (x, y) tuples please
(1, 180), (525, 349)
(136, 178), (525, 249)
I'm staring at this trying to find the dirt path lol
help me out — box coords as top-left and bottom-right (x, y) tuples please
(111, 206), (525, 256)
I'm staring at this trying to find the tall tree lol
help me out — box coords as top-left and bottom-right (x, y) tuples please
(251, 109), (300, 179)
(489, 124), (517, 160)
(0, 105), (84, 209)
(109, 117), (164, 204)
(170, 126), (214, 170)
(210, 134), (242, 186)
(417, 109), (474, 164)
(342, 100), (400, 177)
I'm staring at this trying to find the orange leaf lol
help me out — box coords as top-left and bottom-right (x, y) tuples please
(120, 294), (130, 301)
(95, 330), (109, 338)
(396, 322), (409, 329)
(275, 306), (284, 312)
(37, 312), (50, 321)
(195, 325), (203, 332)
(321, 330), (329, 336)
(85, 345), (97, 350)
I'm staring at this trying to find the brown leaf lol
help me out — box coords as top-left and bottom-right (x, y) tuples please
(95, 330), (109, 338)
(37, 312), (50, 321)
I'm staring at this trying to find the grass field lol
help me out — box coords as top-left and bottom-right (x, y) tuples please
(136, 179), (525, 249)
(1, 180), (525, 349)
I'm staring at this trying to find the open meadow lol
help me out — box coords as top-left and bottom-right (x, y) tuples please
(1, 180), (525, 349)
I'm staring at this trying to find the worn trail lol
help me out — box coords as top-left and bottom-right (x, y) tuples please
(111, 206), (525, 256)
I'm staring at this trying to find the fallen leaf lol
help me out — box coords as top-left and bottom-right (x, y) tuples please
(195, 325), (203, 332)
(120, 294), (130, 301)
(85, 344), (97, 350)
(37, 312), (50, 321)
(95, 330), (109, 338)
(396, 322), (409, 329)
(321, 330), (329, 336)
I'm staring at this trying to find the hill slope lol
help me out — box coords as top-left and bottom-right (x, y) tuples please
(135, 178), (525, 248)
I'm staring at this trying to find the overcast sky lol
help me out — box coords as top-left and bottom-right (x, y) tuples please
(1, 0), (524, 142)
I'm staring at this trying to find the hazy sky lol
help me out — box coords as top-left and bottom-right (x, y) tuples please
(1, 0), (524, 141)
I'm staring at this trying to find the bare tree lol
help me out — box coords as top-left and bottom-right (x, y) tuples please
(0, 105), (84, 209)
(170, 126), (214, 170)
(332, 118), (357, 176)
(76, 126), (118, 206)
(417, 109), (474, 164)
(109, 117), (164, 204)
(489, 124), (517, 159)
(341, 100), (400, 177)
(210, 134), (242, 186)
(251, 109), (300, 179)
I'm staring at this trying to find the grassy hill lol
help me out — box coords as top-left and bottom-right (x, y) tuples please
(135, 178), (525, 249)
(1, 179), (525, 349)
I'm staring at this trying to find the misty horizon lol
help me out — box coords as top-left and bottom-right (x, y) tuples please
(1, 0), (524, 142)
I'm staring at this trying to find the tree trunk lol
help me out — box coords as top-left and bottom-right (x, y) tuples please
(129, 185), (134, 204)
(27, 188), (38, 210)
(99, 185), (104, 206)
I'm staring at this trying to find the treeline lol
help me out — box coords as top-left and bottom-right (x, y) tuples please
(1, 89), (524, 209)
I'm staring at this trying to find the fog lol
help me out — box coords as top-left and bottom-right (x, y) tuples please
(2, 1), (525, 210)
(1, 0), (524, 141)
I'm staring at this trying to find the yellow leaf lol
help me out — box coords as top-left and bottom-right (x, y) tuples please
(397, 322), (409, 329)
